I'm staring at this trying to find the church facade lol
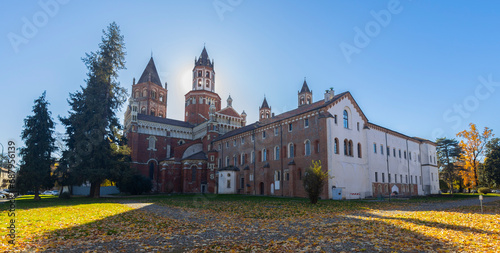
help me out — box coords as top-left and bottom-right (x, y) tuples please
(124, 47), (439, 199)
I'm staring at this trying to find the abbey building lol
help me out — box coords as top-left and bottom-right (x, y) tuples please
(124, 47), (439, 199)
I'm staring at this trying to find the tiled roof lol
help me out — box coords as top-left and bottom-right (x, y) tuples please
(137, 114), (194, 128)
(137, 57), (162, 87)
(214, 92), (349, 142)
(217, 107), (241, 118)
(183, 151), (207, 161)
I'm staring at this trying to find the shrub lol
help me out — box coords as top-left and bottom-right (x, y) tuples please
(117, 174), (152, 195)
(303, 160), (329, 204)
(478, 187), (491, 194)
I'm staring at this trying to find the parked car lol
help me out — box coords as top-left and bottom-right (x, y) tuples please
(50, 190), (59, 196)
(0, 190), (14, 198)
(0, 193), (5, 199)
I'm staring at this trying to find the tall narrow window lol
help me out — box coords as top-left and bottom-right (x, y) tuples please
(288, 123), (293, 132)
(274, 146), (280, 160)
(262, 149), (267, 162)
(348, 140), (353, 156)
(381, 144), (384, 155)
(191, 166), (197, 182)
(304, 118), (309, 128)
(375, 172), (378, 182)
(373, 143), (377, 153)
(334, 138), (339, 154)
(344, 139), (348, 156)
(305, 140), (311, 156)
(289, 143), (294, 158)
(357, 143), (362, 158)
(343, 110), (349, 128)
(251, 151), (255, 163)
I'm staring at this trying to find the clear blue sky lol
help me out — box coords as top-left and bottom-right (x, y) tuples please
(2, 0), (500, 156)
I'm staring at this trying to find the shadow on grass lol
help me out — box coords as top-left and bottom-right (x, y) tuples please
(2, 195), (469, 252)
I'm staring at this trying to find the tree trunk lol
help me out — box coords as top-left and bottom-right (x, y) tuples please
(89, 182), (101, 198)
(34, 186), (41, 201)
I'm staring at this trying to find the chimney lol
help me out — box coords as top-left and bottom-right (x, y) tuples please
(324, 87), (335, 102)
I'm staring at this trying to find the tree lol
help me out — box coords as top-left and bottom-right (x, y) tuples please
(480, 138), (500, 188)
(436, 137), (462, 194)
(60, 22), (127, 198)
(17, 92), (56, 200)
(456, 123), (493, 190)
(303, 160), (328, 204)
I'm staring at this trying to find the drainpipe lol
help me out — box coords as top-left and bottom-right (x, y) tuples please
(252, 129), (256, 195)
(406, 139), (411, 197)
(385, 132), (390, 201)
(280, 122), (284, 197)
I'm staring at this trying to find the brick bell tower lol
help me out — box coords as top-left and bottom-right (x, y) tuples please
(131, 57), (168, 118)
(184, 46), (221, 125)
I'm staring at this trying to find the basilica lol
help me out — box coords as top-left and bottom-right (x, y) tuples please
(124, 47), (440, 199)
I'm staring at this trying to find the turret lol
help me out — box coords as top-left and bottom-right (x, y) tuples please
(298, 78), (312, 107)
(259, 97), (271, 121)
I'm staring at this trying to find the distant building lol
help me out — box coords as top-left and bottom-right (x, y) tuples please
(124, 47), (439, 199)
(0, 167), (10, 189)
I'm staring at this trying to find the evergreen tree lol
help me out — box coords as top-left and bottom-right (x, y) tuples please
(60, 22), (127, 198)
(481, 138), (500, 188)
(17, 91), (56, 200)
(436, 137), (462, 194)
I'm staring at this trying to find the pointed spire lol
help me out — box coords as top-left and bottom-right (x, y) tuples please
(260, 97), (270, 109)
(195, 46), (213, 68)
(227, 94), (233, 107)
(138, 57), (162, 87)
(300, 78), (311, 93)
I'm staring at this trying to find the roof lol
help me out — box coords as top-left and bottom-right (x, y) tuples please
(219, 166), (240, 171)
(183, 151), (207, 161)
(214, 92), (348, 142)
(300, 79), (311, 93)
(260, 97), (270, 109)
(137, 114), (194, 128)
(213, 122), (261, 142)
(195, 46), (213, 68)
(137, 57), (162, 87)
(217, 107), (241, 118)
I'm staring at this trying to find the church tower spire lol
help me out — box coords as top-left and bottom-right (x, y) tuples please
(259, 97), (271, 121)
(185, 46), (222, 125)
(298, 78), (312, 107)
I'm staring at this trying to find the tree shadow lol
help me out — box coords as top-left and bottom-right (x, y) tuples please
(3, 199), (478, 252)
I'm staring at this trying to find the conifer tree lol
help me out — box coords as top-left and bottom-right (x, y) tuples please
(60, 22), (127, 198)
(18, 91), (56, 200)
(436, 137), (462, 194)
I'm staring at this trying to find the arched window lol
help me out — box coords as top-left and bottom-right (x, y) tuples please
(334, 138), (339, 154)
(357, 143), (362, 158)
(191, 166), (197, 182)
(206, 71), (210, 78)
(206, 80), (210, 88)
(262, 149), (267, 161)
(225, 156), (229, 166)
(147, 136), (157, 151)
(159, 94), (164, 102)
(134, 90), (139, 98)
(149, 162), (155, 180)
(233, 155), (237, 166)
(159, 111), (164, 118)
(142, 89), (147, 97)
(344, 139), (348, 156)
(343, 110), (349, 129)
(150, 109), (155, 116)
(274, 146), (280, 160)
(288, 143), (294, 158)
(198, 70), (202, 77)
(198, 79), (202, 86)
(305, 140), (311, 156)
(348, 140), (353, 156)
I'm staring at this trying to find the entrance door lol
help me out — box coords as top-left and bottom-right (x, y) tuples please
(259, 182), (264, 195)
(332, 187), (342, 200)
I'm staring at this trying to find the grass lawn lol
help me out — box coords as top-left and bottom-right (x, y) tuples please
(1, 194), (499, 252)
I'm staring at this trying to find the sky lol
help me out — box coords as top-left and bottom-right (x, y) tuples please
(1, 0), (500, 157)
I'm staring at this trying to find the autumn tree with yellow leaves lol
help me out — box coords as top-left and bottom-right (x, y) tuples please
(456, 123), (493, 190)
